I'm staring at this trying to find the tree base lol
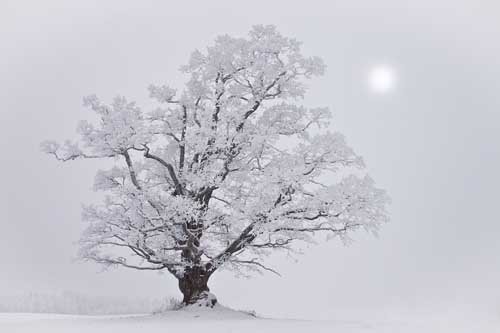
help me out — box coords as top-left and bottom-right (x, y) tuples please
(182, 291), (217, 308)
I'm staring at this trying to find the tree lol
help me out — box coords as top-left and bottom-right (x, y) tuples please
(42, 25), (389, 307)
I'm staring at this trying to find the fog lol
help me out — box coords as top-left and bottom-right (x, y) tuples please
(1, 0), (499, 320)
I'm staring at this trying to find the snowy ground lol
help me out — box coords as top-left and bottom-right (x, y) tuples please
(1, 305), (498, 333)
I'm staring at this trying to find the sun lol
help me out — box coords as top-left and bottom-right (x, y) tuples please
(368, 65), (397, 94)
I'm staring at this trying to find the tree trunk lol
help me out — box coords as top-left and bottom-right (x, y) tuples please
(178, 267), (217, 307)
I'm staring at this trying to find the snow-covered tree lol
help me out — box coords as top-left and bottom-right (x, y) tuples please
(42, 25), (389, 307)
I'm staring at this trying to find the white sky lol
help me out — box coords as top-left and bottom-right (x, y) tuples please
(1, 0), (500, 320)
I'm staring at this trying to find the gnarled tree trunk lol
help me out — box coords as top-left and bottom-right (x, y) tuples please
(178, 266), (216, 307)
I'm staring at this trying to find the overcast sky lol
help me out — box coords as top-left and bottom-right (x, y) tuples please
(1, 0), (499, 320)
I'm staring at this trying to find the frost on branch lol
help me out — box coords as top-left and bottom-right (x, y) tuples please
(40, 140), (83, 161)
(148, 85), (177, 103)
(42, 25), (389, 306)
